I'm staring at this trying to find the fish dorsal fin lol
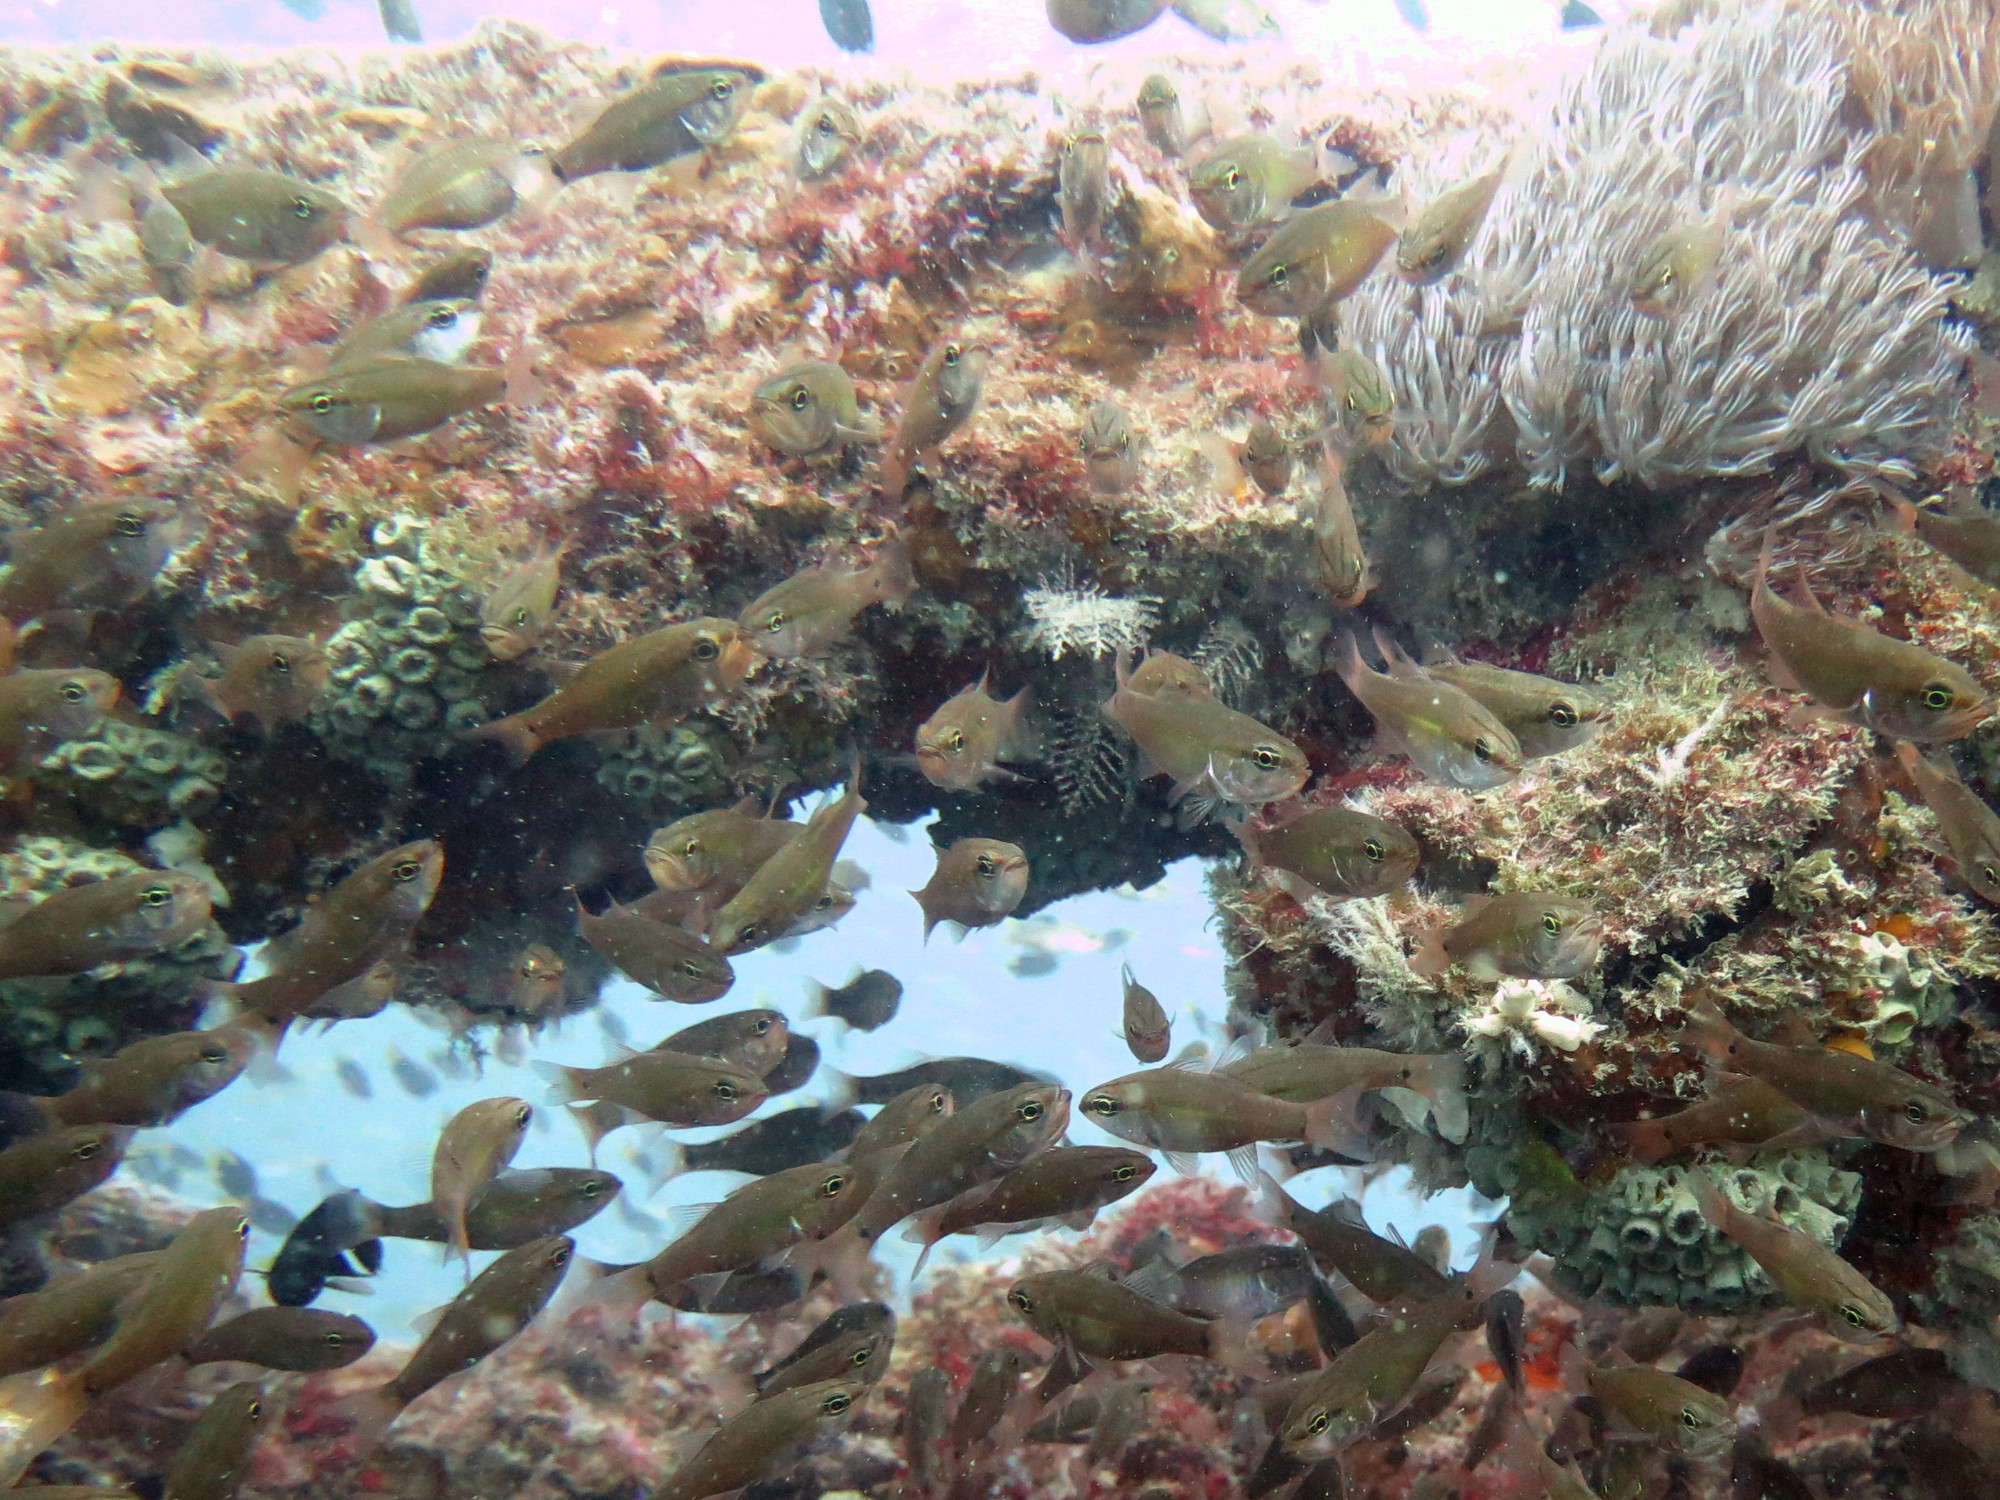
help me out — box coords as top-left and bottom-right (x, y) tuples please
(665, 1201), (720, 1235)
(408, 1300), (450, 1338)
(1300, 1016), (1340, 1046)
(1458, 894), (1492, 921)
(1077, 1257), (1120, 1281)
(1120, 1258), (1177, 1305)
(1167, 1041), (1212, 1071)
(1371, 627), (1425, 680)
(1325, 1196), (1368, 1230)
(1767, 1014), (1817, 1049)
(1211, 1034), (1255, 1072)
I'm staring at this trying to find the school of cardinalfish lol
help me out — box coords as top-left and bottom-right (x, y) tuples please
(1, 24), (2000, 1500)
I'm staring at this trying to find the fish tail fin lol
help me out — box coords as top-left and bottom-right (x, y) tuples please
(801, 980), (832, 1024)
(818, 1067), (859, 1118)
(1300, 1085), (1373, 1159)
(1676, 997), (1740, 1066)
(806, 1221), (878, 1304)
(867, 534), (918, 609)
(1252, 1169), (1299, 1231)
(1406, 1054), (1469, 1143)
(1204, 1313), (1262, 1377)
(1330, 629), (1366, 694)
(530, 1059), (582, 1104)
(1407, 915), (1450, 979)
(331, 1383), (407, 1455)
(575, 1261), (653, 1325)
(564, 1100), (626, 1163)
(470, 713), (541, 763)
(1888, 497), (1921, 537)
(231, 428), (314, 507)
(0, 1369), (89, 1488)
(1195, 431), (1246, 497)
(1688, 1167), (1733, 1233)
(347, 211), (411, 267)
(1605, 1118), (1669, 1166)
(1230, 820), (1263, 869)
(502, 341), (548, 411)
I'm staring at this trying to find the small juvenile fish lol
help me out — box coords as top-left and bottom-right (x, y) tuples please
(0, 1251), (164, 1379)
(1332, 632), (1522, 789)
(1893, 495), (2000, 589)
(916, 672), (1036, 791)
(1897, 742), (2000, 903)
(32, 1026), (254, 1129)
(550, 67), (760, 181)
(1415, 892), (1602, 981)
(1238, 202), (1399, 317)
(905, 1145), (1153, 1269)
(738, 541), (914, 658)
(1232, 804), (1418, 903)
(1079, 399), (1140, 494)
(374, 1166), (620, 1248)
(1224, 1044), (1469, 1141)
(0, 499), (182, 620)
(1629, 198), (1730, 316)
(795, 97), (862, 179)
(404, 247), (492, 303)
(1484, 1290), (1526, 1394)
(374, 138), (537, 237)
(0, 1125), (132, 1228)
(1103, 651), (1308, 808)
(329, 298), (482, 368)
(344, 1236), (573, 1437)
(659, 1009), (791, 1076)
(199, 636), (328, 729)
(379, 0), (421, 41)
(162, 169), (346, 264)
(161, 1380), (265, 1500)
(890, 339), (989, 475)
(1007, 1268), (1224, 1367)
(819, 0), (873, 50)
(1239, 421), (1292, 495)
(431, 1096), (532, 1266)
(1586, 1361), (1734, 1458)
(225, 842), (442, 1027)
(1257, 1176), (1453, 1307)
(0, 871), (211, 981)
(1308, 453), (1369, 607)
(475, 544), (567, 664)
(1751, 533), (1989, 742)
(1320, 348), (1394, 448)
(547, 1048), (767, 1132)
(282, 356), (506, 447)
(751, 361), (879, 459)
(184, 1308), (374, 1371)
(1689, 1171), (1896, 1341)
(657, 1380), (864, 1500)
(1397, 160), (1510, 284)
(951, 1346), (1029, 1450)
(911, 838), (1029, 941)
(633, 1160), (867, 1302)
(1121, 962), (1171, 1063)
(1189, 136), (1319, 231)
(1135, 74), (1185, 156)
(1080, 1066), (1340, 1174)
(1059, 129), (1111, 247)
(709, 774), (865, 955)
(754, 1304), (893, 1399)
(504, 944), (566, 1016)
(1424, 658), (1608, 760)
(1610, 1075), (1809, 1165)
(1046, 0), (1168, 43)
(138, 197), (195, 302)
(806, 968), (902, 1032)
(574, 893), (735, 1002)
(474, 617), (753, 762)
(646, 798), (799, 897)
(1678, 998), (1968, 1151)
(904, 1367), (951, 1485)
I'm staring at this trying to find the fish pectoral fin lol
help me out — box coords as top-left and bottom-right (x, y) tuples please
(1225, 1143), (1261, 1181)
(1162, 1149), (1202, 1177)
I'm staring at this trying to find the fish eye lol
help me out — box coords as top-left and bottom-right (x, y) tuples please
(74, 1140), (103, 1159)
(59, 680), (87, 703)
(1549, 702), (1579, 728)
(271, 654), (292, 673)
(1305, 1410), (1331, 1436)
(310, 393), (336, 414)
(822, 1391), (852, 1415)
(1472, 738), (1494, 763)
(1363, 838), (1385, 862)
(764, 610), (789, 632)
(820, 1171), (848, 1197)
(816, 113), (838, 135)
(1267, 263), (1289, 289)
(1680, 1407), (1703, 1430)
(114, 511), (147, 536)
(1086, 1094), (1119, 1116)
(580, 1179), (602, 1197)
(1986, 865), (2000, 885)
(752, 1017), (771, 1034)
(1540, 911), (1564, 934)
(943, 343), (962, 366)
(323, 1332), (345, 1347)
(291, 195), (314, 218)
(681, 838), (701, 857)
(692, 638), (722, 662)
(1223, 166), (1241, 189)
(201, 1047), (227, 1064)
(976, 854), (998, 877)
(141, 884), (174, 907)
(1841, 1304), (1867, 1327)
(737, 924), (758, 944)
(942, 728), (965, 752)
(248, 1399), (265, 1418)
(1906, 1101), (1928, 1123)
(683, 961), (706, 979)
(1113, 1164), (1136, 1181)
(1343, 393), (1359, 412)
(1252, 746), (1282, 769)
(514, 1104), (532, 1125)
(1018, 1100), (1044, 1122)
(391, 860), (423, 882)
(1922, 683), (1956, 711)
(235, 1217), (251, 1237)
(711, 77), (735, 99)
(929, 1090), (948, 1113)
(850, 1346), (872, 1366)
(513, 608), (530, 626)
(549, 1244), (572, 1267)
(789, 386), (811, 411)
(715, 1079), (739, 1101)
(1007, 1288), (1033, 1313)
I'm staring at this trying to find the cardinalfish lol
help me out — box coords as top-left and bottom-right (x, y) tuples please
(915, 672), (1038, 791)
(281, 357), (508, 447)
(645, 798), (799, 897)
(738, 541), (914, 658)
(709, 772), (865, 955)
(1750, 531), (1989, 742)
(1896, 742), (2000, 903)
(479, 543), (568, 662)
(549, 65), (762, 181)
(162, 169), (346, 265)
(1135, 74), (1186, 156)
(1892, 492), (2000, 589)
(1058, 129), (1111, 248)
(1233, 803), (1418, 904)
(0, 499), (183, 620)
(0, 669), (121, 769)
(910, 838), (1028, 940)
(750, 360), (880, 460)
(904, 1145), (1154, 1273)
(197, 635), (328, 729)
(1308, 452), (1370, 607)
(795, 97), (862, 180)
(1237, 201), (1400, 318)
(1120, 963), (1171, 1063)
(1609, 1074), (1809, 1165)
(1223, 1041), (1470, 1142)
(1079, 400), (1141, 494)
(656, 1381), (865, 1500)
(1079, 1064), (1348, 1177)
(1189, 135), (1320, 231)
(1690, 1170), (1896, 1341)
(369, 137), (549, 241)
(1396, 153), (1515, 284)
(329, 297), (483, 368)
(1423, 656), (1609, 759)
(26, 1026), (256, 1130)
(885, 339), (989, 489)
(1628, 189), (1736, 316)
(573, 892), (734, 1002)
(1319, 348), (1394, 449)
(0, 871), (211, 981)
(1332, 631), (1522, 789)
(1413, 892), (1603, 981)
(1102, 650), (1308, 810)
(430, 1097), (532, 1268)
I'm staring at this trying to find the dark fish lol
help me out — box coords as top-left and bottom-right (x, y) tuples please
(755, 1303), (894, 1397)
(378, 0), (421, 41)
(1046, 0), (1168, 44)
(1676, 1342), (1746, 1399)
(1307, 1275), (1358, 1357)
(807, 969), (902, 1032)
(951, 1346), (1030, 1451)
(163, 170), (346, 265)
(1485, 1289), (1525, 1395)
(819, 0), (873, 51)
(904, 1367), (950, 1487)
(184, 1308), (374, 1372)
(1129, 1242), (1316, 1321)
(388, 1053), (439, 1097)
(266, 1190), (380, 1307)
(681, 1107), (863, 1176)
(161, 1381), (265, 1500)
(1798, 1347), (1957, 1418)
(1731, 1433), (1818, 1500)
(843, 1057), (1051, 1107)
(763, 1034), (821, 1095)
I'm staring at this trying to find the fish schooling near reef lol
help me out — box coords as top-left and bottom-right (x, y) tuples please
(3, 2), (2000, 1497)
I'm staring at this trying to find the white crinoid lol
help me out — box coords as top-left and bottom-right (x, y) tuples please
(1019, 578), (1159, 661)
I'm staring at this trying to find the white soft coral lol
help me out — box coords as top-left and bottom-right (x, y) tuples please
(1461, 978), (1604, 1060)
